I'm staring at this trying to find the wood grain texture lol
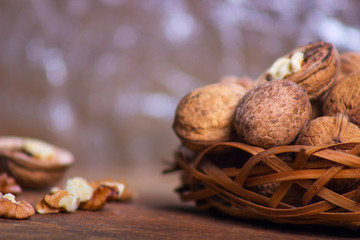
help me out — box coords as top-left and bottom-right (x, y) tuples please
(0, 167), (358, 239)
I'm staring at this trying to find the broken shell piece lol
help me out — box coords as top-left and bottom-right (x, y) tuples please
(0, 136), (74, 189)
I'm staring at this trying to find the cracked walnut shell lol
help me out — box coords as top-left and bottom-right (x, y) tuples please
(257, 41), (340, 100)
(0, 136), (74, 189)
(234, 80), (311, 149)
(173, 82), (247, 152)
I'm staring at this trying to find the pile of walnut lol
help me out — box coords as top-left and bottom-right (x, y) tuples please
(36, 177), (132, 214)
(173, 41), (360, 153)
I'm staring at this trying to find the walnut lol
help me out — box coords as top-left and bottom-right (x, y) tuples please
(234, 80), (311, 149)
(0, 136), (74, 189)
(257, 42), (340, 100)
(295, 114), (360, 146)
(219, 75), (254, 91)
(36, 189), (79, 214)
(79, 185), (118, 211)
(0, 193), (35, 219)
(64, 177), (94, 203)
(173, 82), (247, 152)
(322, 72), (360, 116)
(0, 173), (21, 195)
(36, 177), (133, 213)
(338, 51), (360, 80)
(89, 179), (133, 201)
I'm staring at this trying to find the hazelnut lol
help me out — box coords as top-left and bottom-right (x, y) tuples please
(295, 114), (360, 146)
(322, 72), (360, 116)
(173, 82), (247, 152)
(234, 80), (311, 149)
(257, 42), (340, 100)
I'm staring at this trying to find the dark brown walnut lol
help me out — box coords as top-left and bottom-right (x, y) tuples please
(234, 80), (311, 149)
(257, 42), (340, 101)
(0, 137), (74, 189)
(173, 83), (247, 152)
(295, 114), (360, 145)
(322, 72), (360, 117)
(338, 51), (360, 81)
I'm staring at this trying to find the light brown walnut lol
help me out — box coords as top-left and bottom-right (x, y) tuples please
(338, 51), (360, 81)
(173, 82), (247, 152)
(322, 72), (360, 116)
(295, 114), (360, 146)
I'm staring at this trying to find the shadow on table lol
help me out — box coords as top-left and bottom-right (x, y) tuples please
(154, 204), (360, 239)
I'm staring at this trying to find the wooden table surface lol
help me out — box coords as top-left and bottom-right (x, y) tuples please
(1, 165), (359, 240)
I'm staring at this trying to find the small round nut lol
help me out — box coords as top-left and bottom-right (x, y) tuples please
(322, 72), (360, 116)
(295, 114), (360, 146)
(234, 79), (311, 149)
(257, 42), (340, 101)
(173, 82), (247, 152)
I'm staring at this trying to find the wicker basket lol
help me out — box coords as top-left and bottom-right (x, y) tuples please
(170, 142), (360, 228)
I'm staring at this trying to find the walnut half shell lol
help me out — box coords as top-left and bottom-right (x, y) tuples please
(257, 41), (340, 101)
(0, 136), (74, 189)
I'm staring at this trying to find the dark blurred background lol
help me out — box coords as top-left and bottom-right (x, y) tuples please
(0, 0), (360, 177)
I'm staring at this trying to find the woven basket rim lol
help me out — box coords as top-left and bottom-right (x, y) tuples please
(172, 141), (360, 228)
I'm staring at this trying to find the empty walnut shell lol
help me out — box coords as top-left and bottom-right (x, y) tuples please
(0, 137), (74, 189)
(257, 42), (340, 101)
(234, 80), (311, 149)
(322, 72), (360, 117)
(173, 82), (247, 152)
(295, 114), (360, 146)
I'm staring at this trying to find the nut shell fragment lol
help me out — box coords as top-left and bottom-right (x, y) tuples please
(234, 80), (311, 149)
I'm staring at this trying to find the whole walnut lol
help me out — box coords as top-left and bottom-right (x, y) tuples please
(338, 51), (360, 80)
(295, 114), (360, 146)
(257, 42), (340, 101)
(234, 79), (311, 149)
(322, 72), (360, 116)
(173, 82), (247, 152)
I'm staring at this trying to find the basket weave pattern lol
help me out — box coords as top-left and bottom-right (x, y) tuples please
(174, 142), (360, 227)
